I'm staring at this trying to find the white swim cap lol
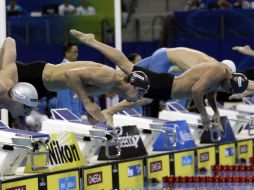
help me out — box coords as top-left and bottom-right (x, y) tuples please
(10, 82), (38, 107)
(221, 59), (236, 73)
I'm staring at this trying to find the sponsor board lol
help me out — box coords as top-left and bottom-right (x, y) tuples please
(197, 147), (216, 170)
(237, 140), (253, 161)
(219, 143), (236, 165)
(47, 170), (79, 190)
(147, 155), (170, 181)
(174, 150), (195, 176)
(84, 165), (112, 190)
(25, 132), (85, 173)
(118, 159), (144, 189)
(2, 178), (38, 190)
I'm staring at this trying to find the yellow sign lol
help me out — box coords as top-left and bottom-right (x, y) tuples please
(118, 159), (144, 189)
(47, 170), (79, 190)
(83, 165), (112, 190)
(219, 143), (236, 165)
(147, 154), (170, 181)
(237, 140), (253, 161)
(197, 146), (216, 170)
(174, 150), (195, 176)
(25, 132), (85, 173)
(2, 178), (38, 190)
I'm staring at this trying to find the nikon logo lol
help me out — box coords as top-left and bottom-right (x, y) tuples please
(48, 140), (80, 164)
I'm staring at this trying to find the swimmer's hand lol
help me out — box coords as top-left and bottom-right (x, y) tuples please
(102, 109), (115, 128)
(84, 102), (105, 123)
(200, 114), (211, 131)
(229, 93), (244, 100)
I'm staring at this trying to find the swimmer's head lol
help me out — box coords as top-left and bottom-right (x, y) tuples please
(10, 82), (38, 107)
(230, 73), (248, 93)
(127, 71), (150, 95)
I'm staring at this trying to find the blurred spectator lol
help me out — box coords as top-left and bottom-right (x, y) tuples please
(56, 43), (86, 118)
(203, 0), (220, 9)
(58, 0), (76, 16)
(233, 0), (251, 8)
(76, 0), (96, 15)
(6, 0), (25, 16)
(184, 0), (204, 10)
(217, 0), (232, 9)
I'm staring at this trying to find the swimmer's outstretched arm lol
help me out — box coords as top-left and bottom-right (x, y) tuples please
(228, 80), (254, 99)
(233, 45), (254, 57)
(192, 67), (224, 131)
(65, 66), (115, 122)
(229, 90), (254, 100)
(0, 37), (18, 95)
(246, 80), (254, 91)
(70, 29), (133, 75)
(102, 98), (153, 128)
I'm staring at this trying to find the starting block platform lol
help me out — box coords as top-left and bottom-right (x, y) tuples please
(113, 111), (177, 154)
(41, 109), (121, 164)
(0, 120), (50, 176)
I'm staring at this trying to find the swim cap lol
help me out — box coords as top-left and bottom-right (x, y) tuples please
(127, 71), (150, 94)
(231, 73), (248, 93)
(10, 82), (38, 107)
(221, 60), (236, 73)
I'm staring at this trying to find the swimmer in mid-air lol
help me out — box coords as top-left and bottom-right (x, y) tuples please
(2, 37), (149, 122)
(70, 29), (249, 131)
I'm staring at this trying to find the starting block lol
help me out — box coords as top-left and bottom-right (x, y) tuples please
(41, 109), (121, 164)
(113, 109), (177, 154)
(206, 107), (254, 139)
(0, 121), (50, 176)
(159, 109), (236, 145)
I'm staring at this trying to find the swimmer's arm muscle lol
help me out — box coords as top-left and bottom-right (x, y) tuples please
(192, 68), (224, 117)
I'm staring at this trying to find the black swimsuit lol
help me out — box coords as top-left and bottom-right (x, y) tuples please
(16, 61), (55, 99)
(132, 65), (175, 101)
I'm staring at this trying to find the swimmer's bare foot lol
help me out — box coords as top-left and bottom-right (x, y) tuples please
(70, 29), (95, 46)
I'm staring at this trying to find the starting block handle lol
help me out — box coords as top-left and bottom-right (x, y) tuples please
(228, 117), (254, 136)
(30, 151), (49, 171)
(150, 123), (177, 149)
(105, 139), (121, 159)
(0, 142), (33, 151)
(198, 119), (222, 143)
(30, 141), (50, 171)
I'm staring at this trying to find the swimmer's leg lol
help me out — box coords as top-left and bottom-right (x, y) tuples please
(135, 56), (152, 70)
(148, 48), (172, 73)
(1, 37), (17, 70)
(70, 29), (133, 74)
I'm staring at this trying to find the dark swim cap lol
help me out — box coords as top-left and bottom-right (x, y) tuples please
(127, 71), (150, 94)
(231, 73), (248, 93)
